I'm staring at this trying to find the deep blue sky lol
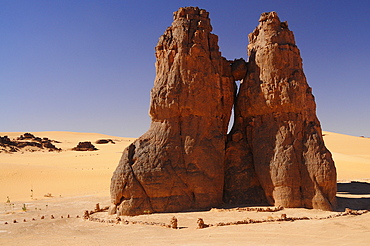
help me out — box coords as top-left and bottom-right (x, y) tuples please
(1, 0), (369, 137)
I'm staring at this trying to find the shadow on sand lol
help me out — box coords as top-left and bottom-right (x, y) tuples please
(336, 181), (370, 211)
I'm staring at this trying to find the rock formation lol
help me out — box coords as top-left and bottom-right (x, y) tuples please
(0, 133), (61, 153)
(225, 12), (337, 210)
(110, 8), (337, 215)
(109, 7), (235, 216)
(72, 141), (98, 151)
(95, 139), (115, 144)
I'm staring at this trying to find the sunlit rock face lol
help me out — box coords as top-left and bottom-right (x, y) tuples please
(109, 7), (235, 216)
(225, 11), (337, 210)
(110, 8), (337, 216)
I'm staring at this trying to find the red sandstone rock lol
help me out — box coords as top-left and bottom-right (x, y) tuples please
(110, 8), (337, 215)
(109, 7), (235, 216)
(225, 12), (337, 210)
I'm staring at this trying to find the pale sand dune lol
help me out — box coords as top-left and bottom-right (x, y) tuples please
(1, 131), (370, 245)
(323, 131), (370, 181)
(0, 131), (135, 202)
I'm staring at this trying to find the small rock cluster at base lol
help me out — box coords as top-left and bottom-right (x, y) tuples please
(109, 7), (337, 216)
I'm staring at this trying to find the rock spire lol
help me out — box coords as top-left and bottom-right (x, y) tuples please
(110, 8), (337, 216)
(109, 7), (235, 216)
(225, 11), (337, 210)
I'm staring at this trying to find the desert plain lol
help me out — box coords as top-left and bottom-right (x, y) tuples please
(1, 130), (370, 245)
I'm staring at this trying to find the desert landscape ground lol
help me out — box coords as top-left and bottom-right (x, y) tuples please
(0, 130), (370, 245)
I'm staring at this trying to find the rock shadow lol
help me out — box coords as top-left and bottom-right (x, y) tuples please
(336, 181), (370, 211)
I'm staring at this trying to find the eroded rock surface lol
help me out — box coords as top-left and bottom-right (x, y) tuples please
(110, 8), (337, 215)
(225, 12), (336, 210)
(109, 7), (235, 216)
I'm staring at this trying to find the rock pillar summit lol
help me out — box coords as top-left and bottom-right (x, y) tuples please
(109, 7), (235, 216)
(110, 8), (337, 216)
(224, 12), (337, 210)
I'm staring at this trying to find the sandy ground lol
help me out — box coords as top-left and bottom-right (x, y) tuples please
(1, 131), (370, 245)
(0, 131), (135, 202)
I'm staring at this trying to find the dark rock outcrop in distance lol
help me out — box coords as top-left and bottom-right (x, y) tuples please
(224, 11), (337, 210)
(0, 133), (62, 153)
(72, 141), (98, 151)
(109, 6), (235, 216)
(17, 133), (36, 140)
(95, 139), (115, 144)
(0, 136), (18, 152)
(109, 7), (337, 216)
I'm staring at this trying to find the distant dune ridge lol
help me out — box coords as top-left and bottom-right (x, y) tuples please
(109, 7), (336, 216)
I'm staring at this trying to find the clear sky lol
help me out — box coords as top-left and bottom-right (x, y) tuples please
(1, 0), (369, 137)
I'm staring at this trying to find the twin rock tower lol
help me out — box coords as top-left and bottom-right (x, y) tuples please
(109, 7), (337, 216)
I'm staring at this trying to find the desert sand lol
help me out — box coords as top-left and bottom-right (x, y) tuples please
(1, 131), (370, 245)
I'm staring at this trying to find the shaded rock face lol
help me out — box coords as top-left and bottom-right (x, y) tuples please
(225, 12), (337, 210)
(110, 8), (337, 215)
(110, 7), (235, 216)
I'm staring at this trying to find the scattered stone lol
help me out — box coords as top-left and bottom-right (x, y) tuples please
(83, 210), (90, 220)
(170, 216), (178, 229)
(13, 219), (17, 223)
(41, 216), (44, 219)
(281, 214), (287, 220)
(44, 193), (53, 197)
(50, 215), (54, 219)
(116, 217), (121, 224)
(4, 222), (8, 224)
(197, 218), (209, 229)
(343, 208), (368, 215)
(95, 203), (101, 212)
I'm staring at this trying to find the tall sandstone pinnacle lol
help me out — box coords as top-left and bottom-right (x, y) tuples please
(225, 12), (337, 210)
(110, 8), (337, 216)
(109, 7), (235, 216)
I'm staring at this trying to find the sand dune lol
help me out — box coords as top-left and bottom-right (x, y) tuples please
(323, 131), (370, 181)
(0, 131), (135, 202)
(1, 131), (370, 245)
